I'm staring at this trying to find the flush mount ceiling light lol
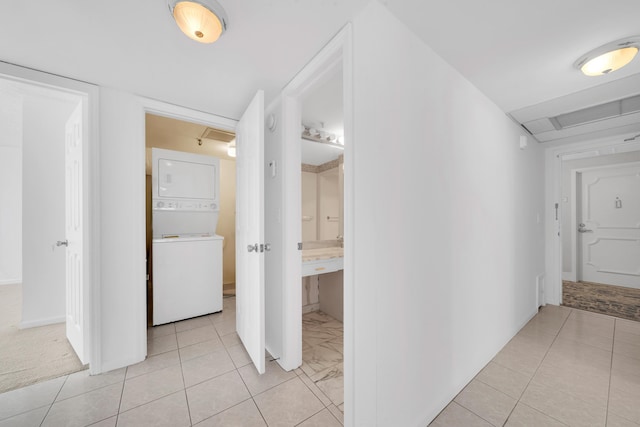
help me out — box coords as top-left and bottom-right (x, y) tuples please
(168, 0), (228, 44)
(574, 36), (640, 76)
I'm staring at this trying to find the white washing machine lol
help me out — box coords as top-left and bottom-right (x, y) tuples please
(151, 148), (224, 325)
(152, 234), (223, 325)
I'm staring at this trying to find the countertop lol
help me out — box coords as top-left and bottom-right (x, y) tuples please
(302, 247), (344, 262)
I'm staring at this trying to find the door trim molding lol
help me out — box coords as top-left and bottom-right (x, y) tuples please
(275, 23), (354, 424)
(545, 136), (640, 305)
(0, 60), (102, 373)
(137, 95), (238, 362)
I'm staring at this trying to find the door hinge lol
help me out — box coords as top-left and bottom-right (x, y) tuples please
(298, 242), (302, 250)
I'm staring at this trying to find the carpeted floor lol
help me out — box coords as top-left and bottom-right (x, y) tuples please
(562, 280), (640, 321)
(0, 284), (86, 394)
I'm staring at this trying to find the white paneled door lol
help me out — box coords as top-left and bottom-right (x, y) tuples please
(64, 102), (88, 364)
(579, 163), (640, 288)
(235, 91), (266, 374)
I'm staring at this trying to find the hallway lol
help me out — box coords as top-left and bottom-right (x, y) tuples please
(1, 303), (639, 426)
(431, 305), (640, 426)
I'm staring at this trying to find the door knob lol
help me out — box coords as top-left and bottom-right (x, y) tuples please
(577, 223), (592, 233)
(56, 240), (68, 247)
(247, 243), (258, 252)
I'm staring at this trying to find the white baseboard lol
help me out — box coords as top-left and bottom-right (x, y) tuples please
(20, 316), (65, 329)
(0, 279), (21, 286)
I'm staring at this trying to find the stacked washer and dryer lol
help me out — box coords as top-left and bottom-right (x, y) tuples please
(151, 148), (224, 325)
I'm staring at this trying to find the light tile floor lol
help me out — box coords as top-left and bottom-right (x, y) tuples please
(2, 303), (639, 426)
(430, 305), (640, 427)
(0, 297), (344, 427)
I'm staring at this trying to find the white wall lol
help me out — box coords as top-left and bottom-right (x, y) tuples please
(99, 87), (147, 371)
(318, 167), (340, 240)
(0, 88), (22, 285)
(561, 151), (640, 274)
(21, 93), (76, 326)
(350, 3), (544, 425)
(301, 171), (317, 241)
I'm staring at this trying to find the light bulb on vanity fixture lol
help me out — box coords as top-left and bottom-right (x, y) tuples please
(574, 36), (640, 76)
(168, 0), (228, 44)
(227, 139), (236, 157)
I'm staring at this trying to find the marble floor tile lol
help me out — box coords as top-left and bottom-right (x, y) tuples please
(56, 368), (126, 401)
(607, 412), (640, 427)
(310, 363), (344, 406)
(208, 309), (236, 325)
(147, 323), (176, 339)
(226, 343), (252, 368)
(0, 375), (66, 420)
(220, 332), (242, 348)
(475, 361), (530, 400)
(181, 347), (236, 388)
(613, 339), (640, 361)
(253, 377), (324, 427)
(41, 382), (122, 427)
(176, 325), (219, 348)
(429, 402), (493, 427)
(186, 370), (251, 425)
(147, 333), (178, 356)
(327, 404), (344, 425)
(213, 318), (236, 336)
(298, 408), (342, 427)
(179, 337), (224, 362)
(520, 381), (607, 427)
(0, 406), (48, 427)
(454, 379), (516, 427)
(504, 402), (566, 426)
(193, 398), (266, 427)
(298, 371), (332, 407)
(174, 315), (213, 333)
(531, 360), (610, 407)
(120, 364), (184, 412)
(238, 358), (297, 396)
(125, 350), (181, 380)
(301, 342), (343, 377)
(116, 390), (191, 427)
(609, 386), (640, 424)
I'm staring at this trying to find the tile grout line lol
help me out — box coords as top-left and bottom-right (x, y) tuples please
(604, 319), (617, 427)
(175, 329), (193, 427)
(113, 367), (127, 427)
(38, 374), (70, 427)
(499, 307), (574, 426)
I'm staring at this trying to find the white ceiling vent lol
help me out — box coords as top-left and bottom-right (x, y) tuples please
(549, 94), (640, 130)
(200, 127), (235, 142)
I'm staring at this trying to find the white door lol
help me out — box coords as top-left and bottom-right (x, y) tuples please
(65, 102), (88, 364)
(579, 163), (640, 288)
(235, 91), (266, 374)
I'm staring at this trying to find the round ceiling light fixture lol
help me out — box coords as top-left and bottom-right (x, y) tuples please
(574, 36), (640, 76)
(168, 0), (228, 44)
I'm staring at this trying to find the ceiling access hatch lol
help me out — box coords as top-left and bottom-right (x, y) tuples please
(200, 127), (235, 142)
(549, 94), (640, 130)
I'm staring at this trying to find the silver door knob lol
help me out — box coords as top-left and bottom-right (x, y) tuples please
(578, 223), (592, 233)
(247, 243), (258, 252)
(56, 240), (68, 247)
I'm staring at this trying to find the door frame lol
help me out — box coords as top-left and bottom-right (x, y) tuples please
(544, 135), (640, 306)
(568, 161), (640, 283)
(137, 96), (237, 359)
(277, 23), (354, 423)
(0, 60), (102, 373)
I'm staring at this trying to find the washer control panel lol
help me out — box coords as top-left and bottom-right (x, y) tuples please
(153, 199), (218, 212)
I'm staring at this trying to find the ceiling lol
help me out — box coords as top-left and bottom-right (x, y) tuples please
(2, 0), (640, 145)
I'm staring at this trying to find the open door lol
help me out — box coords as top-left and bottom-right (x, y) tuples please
(65, 102), (88, 364)
(235, 91), (266, 374)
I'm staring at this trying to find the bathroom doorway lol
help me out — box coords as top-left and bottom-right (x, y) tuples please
(298, 61), (346, 415)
